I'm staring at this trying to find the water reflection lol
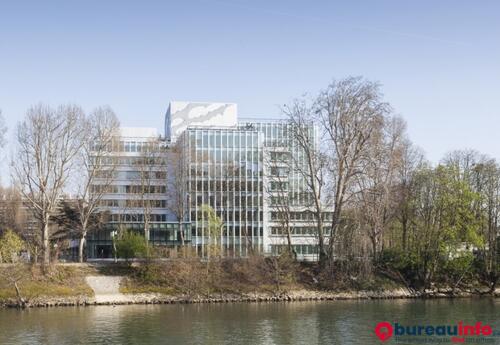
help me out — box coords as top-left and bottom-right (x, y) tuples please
(0, 299), (498, 345)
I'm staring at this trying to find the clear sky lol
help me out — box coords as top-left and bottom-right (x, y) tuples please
(0, 0), (499, 178)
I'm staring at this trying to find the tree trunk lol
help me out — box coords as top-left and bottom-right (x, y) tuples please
(179, 220), (186, 258)
(33, 246), (38, 264)
(285, 222), (297, 260)
(78, 235), (86, 263)
(315, 212), (326, 267)
(14, 281), (26, 307)
(144, 223), (150, 243)
(42, 220), (50, 266)
(371, 233), (378, 261)
(401, 215), (408, 251)
(179, 220), (185, 245)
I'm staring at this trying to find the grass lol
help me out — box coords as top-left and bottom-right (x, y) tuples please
(0, 265), (94, 300)
(118, 256), (307, 297)
(0, 258), (411, 302)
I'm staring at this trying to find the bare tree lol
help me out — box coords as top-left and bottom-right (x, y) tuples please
(74, 106), (119, 262)
(284, 100), (329, 263)
(264, 149), (295, 258)
(394, 139), (424, 251)
(0, 263), (29, 307)
(12, 104), (84, 266)
(355, 116), (406, 259)
(167, 142), (188, 248)
(0, 186), (25, 237)
(0, 109), (7, 148)
(135, 137), (166, 244)
(315, 77), (390, 261)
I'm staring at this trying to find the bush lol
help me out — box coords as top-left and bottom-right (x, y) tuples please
(123, 254), (304, 296)
(376, 248), (422, 289)
(125, 260), (210, 296)
(441, 252), (474, 285)
(0, 229), (25, 263)
(114, 230), (148, 262)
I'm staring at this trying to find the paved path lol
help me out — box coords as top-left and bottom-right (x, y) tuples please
(85, 276), (131, 303)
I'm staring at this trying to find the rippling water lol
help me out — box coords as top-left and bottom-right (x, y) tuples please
(0, 299), (498, 344)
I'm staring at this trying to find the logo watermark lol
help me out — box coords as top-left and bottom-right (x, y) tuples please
(374, 321), (498, 343)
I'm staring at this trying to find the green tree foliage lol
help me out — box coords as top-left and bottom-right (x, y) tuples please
(200, 204), (224, 259)
(0, 229), (25, 263)
(114, 230), (148, 262)
(379, 164), (484, 289)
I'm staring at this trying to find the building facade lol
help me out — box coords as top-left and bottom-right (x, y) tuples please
(89, 102), (329, 260)
(87, 127), (190, 258)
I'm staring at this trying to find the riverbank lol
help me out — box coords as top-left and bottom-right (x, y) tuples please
(2, 284), (499, 309)
(1, 261), (499, 308)
(2, 289), (499, 308)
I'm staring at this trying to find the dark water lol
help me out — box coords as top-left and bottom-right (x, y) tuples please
(0, 299), (498, 344)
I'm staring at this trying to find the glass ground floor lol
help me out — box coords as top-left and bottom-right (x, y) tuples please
(84, 222), (322, 260)
(86, 222), (191, 259)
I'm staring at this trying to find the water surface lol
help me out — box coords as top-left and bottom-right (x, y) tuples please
(0, 298), (498, 344)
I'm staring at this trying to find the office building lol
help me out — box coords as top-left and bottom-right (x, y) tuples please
(88, 102), (330, 260)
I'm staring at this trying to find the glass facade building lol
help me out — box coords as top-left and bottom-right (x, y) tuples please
(88, 102), (330, 260)
(178, 128), (265, 256)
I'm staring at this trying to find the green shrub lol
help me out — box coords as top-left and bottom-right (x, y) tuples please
(376, 248), (423, 288)
(441, 252), (474, 284)
(0, 230), (25, 263)
(114, 230), (147, 261)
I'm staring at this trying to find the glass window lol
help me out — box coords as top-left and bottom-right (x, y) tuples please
(202, 132), (208, 148)
(196, 131), (202, 147)
(216, 132), (221, 147)
(221, 133), (227, 148)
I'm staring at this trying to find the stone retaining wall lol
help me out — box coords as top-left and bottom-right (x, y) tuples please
(2, 288), (499, 308)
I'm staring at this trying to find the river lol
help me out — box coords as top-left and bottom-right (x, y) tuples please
(0, 298), (498, 344)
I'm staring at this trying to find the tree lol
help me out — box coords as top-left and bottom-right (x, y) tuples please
(12, 104), (84, 266)
(284, 99), (329, 262)
(73, 106), (119, 262)
(0, 109), (7, 148)
(0, 186), (25, 237)
(55, 199), (111, 261)
(264, 148), (296, 258)
(405, 165), (482, 289)
(114, 229), (148, 263)
(440, 150), (499, 289)
(472, 161), (500, 292)
(355, 116), (406, 259)
(315, 77), (390, 261)
(0, 229), (25, 263)
(135, 137), (166, 244)
(200, 204), (224, 260)
(166, 141), (188, 248)
(394, 139), (424, 251)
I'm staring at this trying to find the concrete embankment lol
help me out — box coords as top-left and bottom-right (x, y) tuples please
(85, 276), (131, 304)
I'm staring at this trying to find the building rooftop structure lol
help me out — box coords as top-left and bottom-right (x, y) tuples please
(165, 101), (237, 143)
